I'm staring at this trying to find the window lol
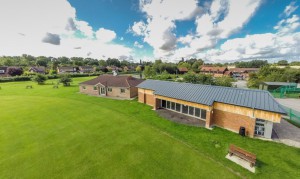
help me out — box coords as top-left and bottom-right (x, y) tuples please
(201, 109), (207, 120)
(166, 101), (170, 109)
(107, 88), (112, 92)
(189, 106), (194, 116)
(93, 86), (97, 90)
(182, 105), (188, 114)
(120, 89), (125, 93)
(82, 86), (86, 90)
(0, 70), (4, 73)
(171, 102), (175, 110)
(175, 103), (181, 112)
(161, 100), (166, 108)
(195, 108), (200, 117)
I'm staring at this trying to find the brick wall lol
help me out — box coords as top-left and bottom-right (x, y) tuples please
(212, 109), (255, 137)
(130, 87), (138, 98)
(79, 85), (99, 96)
(106, 87), (130, 98)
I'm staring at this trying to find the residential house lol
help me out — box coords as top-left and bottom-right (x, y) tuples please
(178, 67), (189, 74)
(0, 66), (9, 77)
(199, 66), (231, 77)
(137, 80), (286, 139)
(229, 68), (259, 79)
(57, 66), (77, 74)
(79, 66), (94, 73)
(29, 66), (46, 74)
(79, 75), (144, 99)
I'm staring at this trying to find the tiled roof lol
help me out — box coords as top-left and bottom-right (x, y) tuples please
(80, 75), (144, 88)
(229, 68), (259, 73)
(178, 67), (188, 72)
(29, 66), (45, 72)
(137, 80), (286, 114)
(200, 66), (227, 72)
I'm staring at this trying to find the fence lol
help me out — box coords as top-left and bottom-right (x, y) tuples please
(281, 106), (300, 127)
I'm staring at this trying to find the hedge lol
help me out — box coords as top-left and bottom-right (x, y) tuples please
(0, 72), (104, 83)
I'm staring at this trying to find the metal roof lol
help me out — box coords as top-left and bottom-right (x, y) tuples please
(137, 80), (286, 114)
(262, 82), (297, 86)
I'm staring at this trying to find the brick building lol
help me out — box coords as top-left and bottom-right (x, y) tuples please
(79, 75), (144, 99)
(199, 66), (232, 77)
(137, 80), (286, 139)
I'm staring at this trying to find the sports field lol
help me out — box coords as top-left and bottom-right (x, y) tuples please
(0, 77), (299, 178)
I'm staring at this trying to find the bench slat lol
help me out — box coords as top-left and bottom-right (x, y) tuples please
(229, 144), (256, 166)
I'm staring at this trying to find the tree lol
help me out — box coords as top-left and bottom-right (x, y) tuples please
(106, 58), (120, 67)
(7, 67), (23, 76)
(32, 74), (47, 84)
(178, 62), (191, 69)
(143, 66), (156, 78)
(36, 58), (48, 67)
(136, 66), (142, 72)
(59, 75), (72, 86)
(277, 60), (288, 66)
(192, 60), (203, 72)
(214, 77), (234, 87)
(99, 59), (106, 67)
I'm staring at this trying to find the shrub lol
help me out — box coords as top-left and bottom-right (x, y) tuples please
(32, 74), (48, 85)
(7, 67), (23, 76)
(59, 75), (72, 86)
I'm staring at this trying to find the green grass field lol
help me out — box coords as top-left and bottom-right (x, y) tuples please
(0, 77), (300, 178)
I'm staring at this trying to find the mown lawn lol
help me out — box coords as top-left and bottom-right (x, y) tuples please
(0, 77), (299, 178)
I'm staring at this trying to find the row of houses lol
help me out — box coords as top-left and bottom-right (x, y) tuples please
(79, 75), (285, 139)
(199, 66), (259, 79)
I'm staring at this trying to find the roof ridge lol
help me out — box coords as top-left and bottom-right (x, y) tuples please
(146, 79), (268, 93)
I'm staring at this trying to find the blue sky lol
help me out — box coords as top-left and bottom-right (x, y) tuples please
(0, 0), (299, 62)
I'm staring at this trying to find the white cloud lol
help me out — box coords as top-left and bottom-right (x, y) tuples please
(131, 21), (147, 36)
(134, 41), (143, 48)
(195, 13), (300, 62)
(131, 0), (200, 58)
(274, 15), (300, 35)
(95, 28), (116, 43)
(0, 0), (133, 59)
(283, 1), (299, 17)
(75, 20), (94, 38)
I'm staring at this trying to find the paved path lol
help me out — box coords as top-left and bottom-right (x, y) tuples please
(156, 109), (205, 127)
(276, 98), (300, 112)
(273, 119), (300, 148)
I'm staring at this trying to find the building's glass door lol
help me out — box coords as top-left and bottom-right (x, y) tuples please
(100, 87), (106, 95)
(255, 119), (265, 136)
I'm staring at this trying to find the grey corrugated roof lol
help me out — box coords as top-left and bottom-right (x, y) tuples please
(262, 82), (297, 86)
(137, 80), (286, 114)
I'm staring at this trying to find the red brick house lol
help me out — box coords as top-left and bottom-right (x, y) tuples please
(229, 68), (259, 79)
(178, 67), (189, 74)
(200, 66), (231, 77)
(79, 75), (144, 99)
(137, 80), (286, 139)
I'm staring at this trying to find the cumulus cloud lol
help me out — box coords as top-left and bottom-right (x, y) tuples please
(42, 33), (61, 45)
(0, 0), (133, 59)
(131, 0), (200, 58)
(283, 1), (299, 17)
(195, 12), (300, 62)
(134, 41), (143, 48)
(95, 28), (116, 43)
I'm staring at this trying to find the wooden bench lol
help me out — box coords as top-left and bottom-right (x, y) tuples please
(228, 144), (256, 167)
(26, 85), (33, 89)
